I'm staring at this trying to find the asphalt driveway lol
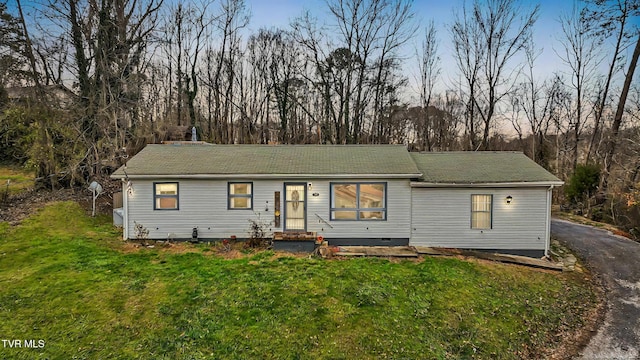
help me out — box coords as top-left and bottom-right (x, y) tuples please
(552, 219), (640, 359)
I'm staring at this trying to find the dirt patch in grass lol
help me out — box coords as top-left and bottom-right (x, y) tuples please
(120, 241), (203, 254)
(118, 239), (309, 261)
(0, 188), (89, 225)
(0, 169), (120, 226)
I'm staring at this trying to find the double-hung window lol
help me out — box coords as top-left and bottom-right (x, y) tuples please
(154, 182), (179, 210)
(331, 183), (386, 220)
(228, 182), (253, 210)
(471, 194), (492, 229)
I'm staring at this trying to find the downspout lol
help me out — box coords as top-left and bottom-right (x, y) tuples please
(545, 185), (554, 257)
(122, 179), (128, 240)
(409, 180), (414, 242)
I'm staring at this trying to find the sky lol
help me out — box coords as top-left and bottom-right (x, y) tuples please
(244, 0), (639, 99)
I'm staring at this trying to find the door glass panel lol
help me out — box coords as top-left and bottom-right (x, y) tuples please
(286, 186), (305, 201)
(286, 202), (304, 219)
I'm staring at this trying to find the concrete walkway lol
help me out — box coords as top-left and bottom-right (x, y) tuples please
(552, 219), (640, 359)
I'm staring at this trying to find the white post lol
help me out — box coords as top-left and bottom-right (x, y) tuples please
(88, 181), (102, 217)
(92, 188), (96, 217)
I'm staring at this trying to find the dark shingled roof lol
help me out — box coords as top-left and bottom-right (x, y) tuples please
(112, 144), (422, 178)
(410, 152), (562, 184)
(112, 145), (562, 184)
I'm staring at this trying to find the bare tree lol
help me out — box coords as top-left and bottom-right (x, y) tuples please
(451, 3), (483, 150)
(584, 0), (637, 163)
(261, 29), (307, 143)
(369, 0), (415, 144)
(37, 0), (161, 178)
(293, 0), (414, 144)
(415, 21), (440, 151)
(557, 6), (602, 170)
(451, 0), (539, 150)
(245, 29), (273, 143)
(204, 0), (249, 143)
(602, 33), (640, 190)
(162, 1), (216, 128)
(509, 38), (560, 167)
(0, 2), (29, 87)
(546, 74), (575, 180)
(15, 0), (40, 90)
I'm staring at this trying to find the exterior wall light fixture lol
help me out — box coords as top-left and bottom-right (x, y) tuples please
(506, 195), (513, 204)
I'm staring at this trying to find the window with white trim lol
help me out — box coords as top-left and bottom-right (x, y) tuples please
(228, 182), (253, 210)
(330, 183), (386, 220)
(471, 194), (492, 229)
(154, 182), (179, 210)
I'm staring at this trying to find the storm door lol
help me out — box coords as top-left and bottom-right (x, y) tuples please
(284, 183), (306, 231)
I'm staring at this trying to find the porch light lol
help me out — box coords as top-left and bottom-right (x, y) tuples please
(506, 195), (513, 204)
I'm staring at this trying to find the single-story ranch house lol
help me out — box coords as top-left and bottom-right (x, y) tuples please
(111, 144), (563, 258)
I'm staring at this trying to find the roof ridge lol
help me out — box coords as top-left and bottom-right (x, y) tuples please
(412, 151), (524, 154)
(149, 143), (407, 147)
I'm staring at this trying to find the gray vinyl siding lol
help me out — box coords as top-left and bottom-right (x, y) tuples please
(124, 178), (411, 241)
(410, 187), (548, 251)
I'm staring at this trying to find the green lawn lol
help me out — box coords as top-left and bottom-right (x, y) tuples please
(0, 202), (596, 359)
(0, 166), (34, 194)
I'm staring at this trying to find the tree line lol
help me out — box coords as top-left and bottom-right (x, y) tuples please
(0, 0), (639, 234)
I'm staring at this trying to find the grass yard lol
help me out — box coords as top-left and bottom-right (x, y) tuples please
(0, 166), (34, 195)
(0, 202), (596, 359)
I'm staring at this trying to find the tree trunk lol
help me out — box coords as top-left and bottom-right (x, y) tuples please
(601, 33), (640, 192)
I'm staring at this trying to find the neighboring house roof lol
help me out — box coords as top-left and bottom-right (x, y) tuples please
(410, 152), (563, 186)
(5, 84), (77, 108)
(111, 144), (422, 179)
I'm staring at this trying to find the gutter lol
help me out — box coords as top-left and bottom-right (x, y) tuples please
(111, 173), (423, 180)
(410, 181), (565, 188)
